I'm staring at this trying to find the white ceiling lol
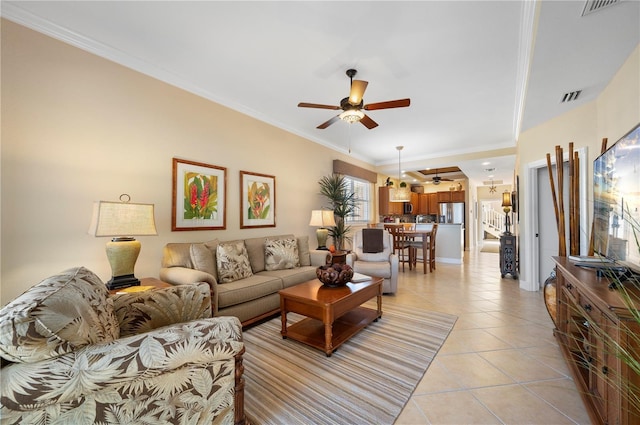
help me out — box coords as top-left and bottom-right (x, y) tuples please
(3, 1), (639, 187)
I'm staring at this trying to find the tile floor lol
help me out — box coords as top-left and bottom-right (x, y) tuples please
(391, 244), (591, 424)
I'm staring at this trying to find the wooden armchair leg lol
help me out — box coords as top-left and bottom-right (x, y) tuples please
(234, 347), (246, 425)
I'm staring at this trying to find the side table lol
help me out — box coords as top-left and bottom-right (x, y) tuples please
(109, 277), (172, 295)
(328, 250), (348, 264)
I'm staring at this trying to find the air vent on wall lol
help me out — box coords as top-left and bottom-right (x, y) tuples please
(582, 0), (622, 16)
(561, 90), (582, 103)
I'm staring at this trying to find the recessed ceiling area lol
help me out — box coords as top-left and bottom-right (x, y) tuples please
(2, 1), (638, 187)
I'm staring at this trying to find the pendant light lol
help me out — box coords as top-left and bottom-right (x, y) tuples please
(390, 146), (411, 202)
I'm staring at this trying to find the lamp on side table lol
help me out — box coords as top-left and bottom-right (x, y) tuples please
(88, 194), (158, 290)
(309, 210), (336, 250)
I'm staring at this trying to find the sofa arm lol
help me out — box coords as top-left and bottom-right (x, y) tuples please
(159, 267), (219, 314)
(0, 317), (244, 418)
(346, 252), (357, 266)
(113, 282), (212, 337)
(310, 250), (331, 267)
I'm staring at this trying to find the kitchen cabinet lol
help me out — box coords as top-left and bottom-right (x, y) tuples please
(437, 190), (465, 203)
(427, 193), (439, 214)
(418, 194), (429, 214)
(418, 193), (440, 215)
(410, 192), (419, 214)
(451, 190), (465, 202)
(378, 187), (402, 215)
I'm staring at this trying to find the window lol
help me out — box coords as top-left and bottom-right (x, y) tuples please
(344, 176), (370, 223)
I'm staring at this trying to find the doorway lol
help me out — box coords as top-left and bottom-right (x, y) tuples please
(524, 147), (589, 291)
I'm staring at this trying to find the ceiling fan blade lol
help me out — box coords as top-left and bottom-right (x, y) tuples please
(359, 114), (378, 129)
(317, 115), (341, 129)
(364, 98), (411, 111)
(349, 80), (368, 105)
(298, 102), (340, 110)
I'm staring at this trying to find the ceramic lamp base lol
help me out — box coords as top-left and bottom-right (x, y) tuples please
(105, 238), (141, 290)
(316, 228), (329, 250)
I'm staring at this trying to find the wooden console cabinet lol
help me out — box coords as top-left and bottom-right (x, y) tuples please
(553, 257), (640, 424)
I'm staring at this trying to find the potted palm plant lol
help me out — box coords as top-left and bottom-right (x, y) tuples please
(318, 174), (357, 251)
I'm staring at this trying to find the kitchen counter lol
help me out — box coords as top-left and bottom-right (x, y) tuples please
(374, 222), (464, 265)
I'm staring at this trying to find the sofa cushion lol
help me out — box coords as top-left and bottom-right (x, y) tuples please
(216, 274), (283, 308)
(265, 238), (300, 271)
(0, 267), (119, 363)
(244, 237), (268, 273)
(259, 266), (317, 288)
(217, 241), (253, 283)
(161, 243), (194, 268)
(190, 242), (216, 277)
(352, 261), (392, 279)
(297, 235), (311, 266)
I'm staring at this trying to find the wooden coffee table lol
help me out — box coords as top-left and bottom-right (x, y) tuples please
(279, 276), (383, 356)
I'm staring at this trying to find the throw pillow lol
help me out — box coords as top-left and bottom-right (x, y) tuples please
(265, 238), (300, 271)
(216, 241), (253, 283)
(190, 243), (216, 276)
(297, 235), (311, 266)
(0, 267), (119, 363)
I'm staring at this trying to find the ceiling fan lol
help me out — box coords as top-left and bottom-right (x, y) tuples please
(431, 169), (454, 185)
(297, 69), (410, 130)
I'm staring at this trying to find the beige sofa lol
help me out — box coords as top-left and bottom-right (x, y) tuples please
(160, 234), (327, 326)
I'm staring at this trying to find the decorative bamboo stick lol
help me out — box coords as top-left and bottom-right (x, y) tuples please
(546, 153), (561, 253)
(588, 138), (608, 255)
(569, 142), (576, 255)
(556, 145), (567, 257)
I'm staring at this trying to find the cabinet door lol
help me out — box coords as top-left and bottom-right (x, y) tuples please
(418, 194), (429, 214)
(427, 193), (439, 214)
(410, 192), (419, 213)
(437, 191), (451, 203)
(379, 186), (403, 215)
(379, 187), (391, 215)
(451, 190), (465, 202)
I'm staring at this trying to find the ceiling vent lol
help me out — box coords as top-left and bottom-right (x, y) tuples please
(561, 90), (582, 103)
(582, 0), (622, 16)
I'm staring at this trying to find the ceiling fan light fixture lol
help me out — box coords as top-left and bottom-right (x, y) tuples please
(339, 109), (364, 123)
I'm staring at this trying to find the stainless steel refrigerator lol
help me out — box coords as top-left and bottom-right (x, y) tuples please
(439, 202), (465, 225)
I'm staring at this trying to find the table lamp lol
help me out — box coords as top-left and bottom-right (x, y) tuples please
(502, 191), (512, 235)
(88, 194), (157, 290)
(309, 210), (336, 250)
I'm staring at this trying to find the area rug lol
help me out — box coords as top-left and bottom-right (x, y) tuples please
(242, 302), (457, 425)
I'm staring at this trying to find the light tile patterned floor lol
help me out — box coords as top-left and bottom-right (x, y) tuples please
(391, 247), (591, 425)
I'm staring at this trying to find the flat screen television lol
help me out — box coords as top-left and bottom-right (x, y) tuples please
(592, 123), (640, 273)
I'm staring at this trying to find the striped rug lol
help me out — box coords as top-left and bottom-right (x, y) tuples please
(242, 302), (457, 425)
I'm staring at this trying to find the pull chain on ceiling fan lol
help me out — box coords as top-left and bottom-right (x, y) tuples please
(298, 69), (410, 130)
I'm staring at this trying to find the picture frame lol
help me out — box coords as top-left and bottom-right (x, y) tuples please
(240, 170), (276, 229)
(172, 158), (226, 231)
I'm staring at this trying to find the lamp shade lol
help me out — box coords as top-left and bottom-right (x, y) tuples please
(501, 191), (512, 208)
(309, 210), (336, 227)
(88, 201), (157, 237)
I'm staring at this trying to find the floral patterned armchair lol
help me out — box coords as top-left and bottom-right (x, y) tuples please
(0, 267), (246, 425)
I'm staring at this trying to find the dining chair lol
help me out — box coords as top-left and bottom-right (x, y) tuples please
(384, 224), (412, 271)
(408, 223), (438, 272)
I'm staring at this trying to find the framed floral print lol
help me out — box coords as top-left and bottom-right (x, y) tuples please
(240, 170), (275, 228)
(172, 158), (226, 231)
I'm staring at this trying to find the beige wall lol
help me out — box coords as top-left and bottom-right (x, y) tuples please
(0, 20), (375, 304)
(516, 44), (639, 290)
